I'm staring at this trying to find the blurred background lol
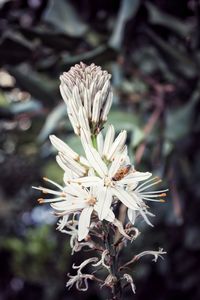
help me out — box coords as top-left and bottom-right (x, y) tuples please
(0, 0), (200, 299)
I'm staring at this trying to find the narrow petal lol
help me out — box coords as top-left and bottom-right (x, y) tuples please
(96, 187), (112, 220)
(103, 125), (115, 157)
(59, 152), (86, 176)
(97, 132), (104, 156)
(78, 206), (93, 241)
(72, 86), (82, 108)
(85, 144), (108, 178)
(51, 201), (87, 212)
(127, 208), (136, 224)
(80, 128), (92, 151)
(121, 171), (152, 184)
(49, 135), (79, 160)
(70, 176), (102, 187)
(101, 80), (110, 104)
(101, 90), (113, 121)
(112, 186), (139, 210)
(104, 209), (115, 222)
(92, 91), (102, 123)
(83, 88), (91, 118)
(107, 130), (127, 161)
(78, 107), (90, 131)
(108, 147), (128, 178)
(66, 183), (89, 198)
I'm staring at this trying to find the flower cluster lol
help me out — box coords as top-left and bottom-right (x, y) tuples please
(33, 62), (166, 298)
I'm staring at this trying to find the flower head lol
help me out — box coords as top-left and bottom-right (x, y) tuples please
(60, 62), (113, 135)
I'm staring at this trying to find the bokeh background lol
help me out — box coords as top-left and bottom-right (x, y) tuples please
(0, 0), (200, 299)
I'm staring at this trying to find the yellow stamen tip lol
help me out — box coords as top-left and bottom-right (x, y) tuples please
(159, 193), (167, 197)
(37, 198), (44, 203)
(43, 177), (48, 181)
(160, 199), (166, 203)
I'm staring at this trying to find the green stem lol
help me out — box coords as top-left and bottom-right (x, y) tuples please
(91, 134), (98, 149)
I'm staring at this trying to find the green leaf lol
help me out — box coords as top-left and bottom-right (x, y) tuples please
(165, 89), (199, 141)
(107, 109), (139, 131)
(145, 28), (197, 79)
(0, 30), (34, 65)
(38, 103), (69, 142)
(109, 0), (141, 50)
(60, 45), (116, 69)
(146, 2), (193, 38)
(43, 0), (88, 37)
(131, 127), (145, 148)
(8, 64), (59, 104)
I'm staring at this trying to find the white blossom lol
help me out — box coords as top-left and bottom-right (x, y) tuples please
(70, 142), (151, 221)
(127, 176), (168, 226)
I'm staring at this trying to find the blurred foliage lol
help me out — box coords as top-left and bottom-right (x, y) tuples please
(0, 0), (200, 300)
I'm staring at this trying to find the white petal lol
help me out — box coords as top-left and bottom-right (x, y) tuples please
(96, 187), (112, 220)
(85, 144), (108, 178)
(101, 80), (110, 104)
(59, 83), (71, 105)
(59, 152), (86, 176)
(66, 183), (89, 198)
(101, 90), (113, 121)
(121, 171), (152, 184)
(92, 91), (102, 123)
(78, 106), (90, 131)
(104, 209), (115, 222)
(112, 186), (139, 210)
(51, 201), (87, 211)
(108, 147), (128, 178)
(67, 109), (80, 135)
(49, 135), (79, 160)
(97, 132), (104, 156)
(127, 208), (136, 224)
(107, 130), (127, 161)
(78, 206), (93, 241)
(80, 128), (92, 151)
(63, 170), (78, 182)
(72, 86), (82, 108)
(70, 176), (102, 187)
(83, 88), (92, 118)
(102, 125), (115, 157)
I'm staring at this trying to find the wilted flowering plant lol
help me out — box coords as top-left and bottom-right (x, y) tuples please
(33, 62), (167, 299)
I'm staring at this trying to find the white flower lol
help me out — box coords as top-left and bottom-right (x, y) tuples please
(51, 183), (115, 241)
(127, 176), (168, 226)
(59, 62), (113, 135)
(70, 142), (151, 221)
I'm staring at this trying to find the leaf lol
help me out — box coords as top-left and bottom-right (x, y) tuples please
(131, 127), (145, 148)
(146, 2), (193, 38)
(60, 45), (116, 69)
(145, 28), (197, 79)
(38, 103), (68, 142)
(107, 110), (139, 131)
(109, 0), (141, 50)
(8, 64), (59, 104)
(165, 87), (199, 141)
(43, 0), (88, 37)
(10, 99), (42, 114)
(0, 30), (34, 65)
(19, 27), (80, 51)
